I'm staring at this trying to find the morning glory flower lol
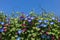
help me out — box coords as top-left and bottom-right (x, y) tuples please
(58, 20), (60, 22)
(0, 28), (4, 32)
(16, 37), (20, 40)
(38, 20), (42, 23)
(40, 24), (47, 27)
(28, 19), (31, 22)
(43, 24), (47, 27)
(6, 18), (10, 22)
(25, 18), (28, 20)
(6, 18), (10, 24)
(51, 17), (56, 20)
(50, 22), (54, 25)
(31, 16), (35, 20)
(1, 22), (4, 25)
(26, 14), (29, 17)
(27, 16), (31, 18)
(44, 20), (49, 23)
(18, 30), (23, 34)
(37, 24), (47, 28)
(20, 16), (24, 20)
(36, 24), (42, 28)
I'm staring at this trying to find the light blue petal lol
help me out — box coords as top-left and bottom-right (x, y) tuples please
(1, 22), (4, 25)
(44, 20), (49, 23)
(52, 17), (56, 20)
(18, 30), (22, 34)
(16, 37), (20, 40)
(31, 17), (35, 20)
(28, 20), (31, 22)
(50, 22), (54, 25)
(38, 20), (42, 23)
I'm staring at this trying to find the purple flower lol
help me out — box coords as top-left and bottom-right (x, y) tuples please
(20, 16), (24, 20)
(31, 16), (35, 20)
(18, 30), (22, 34)
(28, 19), (31, 22)
(27, 18), (32, 22)
(58, 20), (60, 22)
(50, 22), (54, 25)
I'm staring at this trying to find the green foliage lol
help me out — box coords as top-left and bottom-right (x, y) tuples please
(0, 11), (60, 40)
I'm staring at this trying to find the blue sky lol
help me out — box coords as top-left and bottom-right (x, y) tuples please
(0, 0), (60, 16)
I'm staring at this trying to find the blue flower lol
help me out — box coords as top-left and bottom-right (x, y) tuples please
(0, 22), (4, 25)
(16, 37), (20, 40)
(43, 24), (47, 27)
(31, 16), (35, 20)
(50, 22), (54, 25)
(27, 16), (31, 18)
(25, 18), (28, 20)
(28, 19), (31, 22)
(26, 14), (29, 17)
(51, 17), (56, 20)
(37, 24), (47, 28)
(6, 18), (10, 24)
(40, 24), (47, 27)
(0, 28), (4, 32)
(44, 20), (49, 23)
(18, 30), (23, 34)
(6, 18), (10, 21)
(38, 20), (42, 23)
(20, 16), (24, 20)
(58, 20), (60, 22)
(36, 24), (42, 28)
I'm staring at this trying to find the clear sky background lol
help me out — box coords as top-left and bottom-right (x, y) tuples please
(0, 0), (60, 16)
